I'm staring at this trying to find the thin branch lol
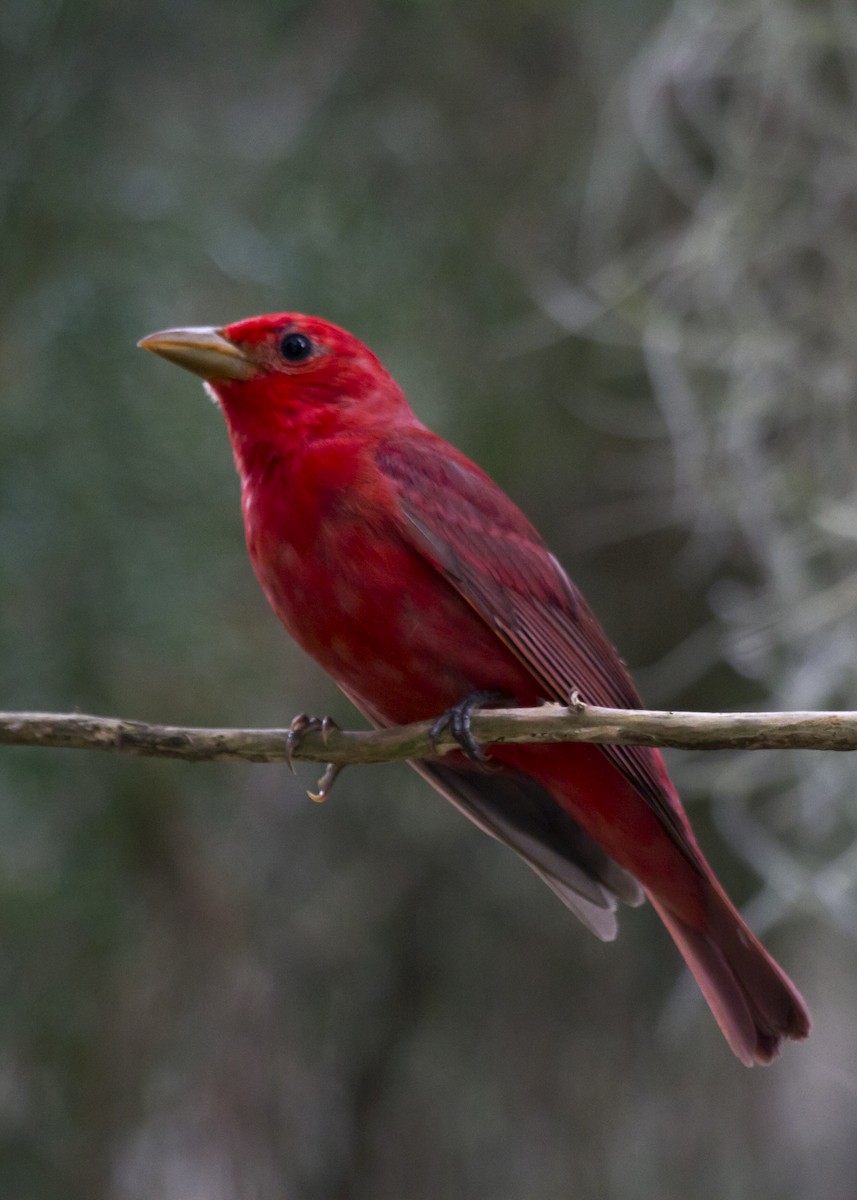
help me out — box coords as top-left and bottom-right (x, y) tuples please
(3, 705), (857, 767)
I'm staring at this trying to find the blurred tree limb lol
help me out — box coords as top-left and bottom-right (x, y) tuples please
(3, 705), (857, 767)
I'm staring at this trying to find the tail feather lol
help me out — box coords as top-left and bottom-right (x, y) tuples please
(649, 885), (810, 1066)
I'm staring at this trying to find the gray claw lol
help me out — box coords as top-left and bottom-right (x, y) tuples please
(430, 690), (509, 764)
(285, 713), (340, 771)
(308, 762), (344, 803)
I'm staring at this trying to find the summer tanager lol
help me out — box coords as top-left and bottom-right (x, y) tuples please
(140, 313), (810, 1064)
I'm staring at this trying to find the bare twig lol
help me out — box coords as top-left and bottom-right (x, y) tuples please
(3, 705), (857, 767)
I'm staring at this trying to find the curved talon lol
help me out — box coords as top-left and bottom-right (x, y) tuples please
(308, 762), (344, 803)
(285, 712), (315, 772)
(430, 690), (510, 764)
(568, 688), (587, 713)
(285, 713), (340, 772)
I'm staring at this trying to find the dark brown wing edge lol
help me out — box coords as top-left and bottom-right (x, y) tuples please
(414, 760), (644, 941)
(339, 685), (643, 941)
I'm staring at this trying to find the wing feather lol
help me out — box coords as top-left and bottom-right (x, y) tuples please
(377, 435), (702, 868)
(414, 761), (644, 941)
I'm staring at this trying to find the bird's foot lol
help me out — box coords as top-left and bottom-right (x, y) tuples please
(285, 713), (344, 803)
(430, 690), (510, 764)
(285, 713), (340, 772)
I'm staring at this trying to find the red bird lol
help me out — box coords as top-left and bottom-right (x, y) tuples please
(140, 313), (810, 1064)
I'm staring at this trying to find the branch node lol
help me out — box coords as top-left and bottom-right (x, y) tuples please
(568, 688), (587, 713)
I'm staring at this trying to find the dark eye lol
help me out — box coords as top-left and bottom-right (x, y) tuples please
(279, 332), (314, 363)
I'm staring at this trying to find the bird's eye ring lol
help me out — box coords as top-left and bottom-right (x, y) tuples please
(279, 332), (314, 363)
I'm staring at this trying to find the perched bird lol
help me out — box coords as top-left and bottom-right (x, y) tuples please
(140, 313), (810, 1064)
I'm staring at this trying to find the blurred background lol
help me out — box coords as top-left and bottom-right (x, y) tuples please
(2, 0), (856, 1196)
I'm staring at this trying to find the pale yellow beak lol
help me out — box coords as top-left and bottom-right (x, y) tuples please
(138, 326), (255, 381)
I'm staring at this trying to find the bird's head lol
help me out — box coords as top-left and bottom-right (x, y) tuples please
(139, 313), (414, 443)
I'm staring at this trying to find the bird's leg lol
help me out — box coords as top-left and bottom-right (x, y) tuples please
(430, 690), (511, 764)
(285, 712), (340, 772)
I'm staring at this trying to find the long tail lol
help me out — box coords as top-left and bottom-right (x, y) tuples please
(649, 881), (810, 1065)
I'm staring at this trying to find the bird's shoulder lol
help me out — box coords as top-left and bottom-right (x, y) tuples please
(376, 430), (542, 541)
